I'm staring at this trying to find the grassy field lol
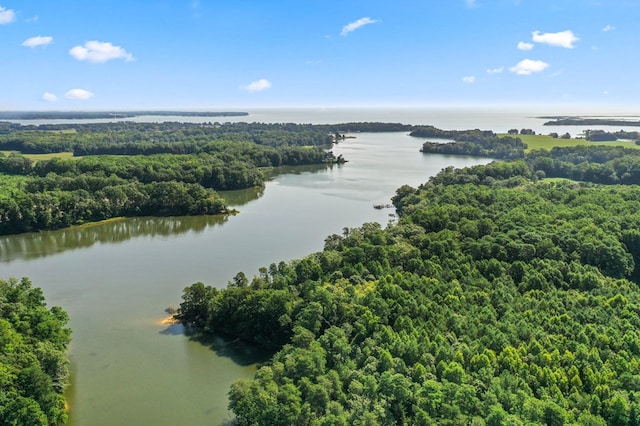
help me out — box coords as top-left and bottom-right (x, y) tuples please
(540, 177), (580, 183)
(0, 151), (77, 161)
(45, 129), (77, 134)
(500, 134), (640, 152)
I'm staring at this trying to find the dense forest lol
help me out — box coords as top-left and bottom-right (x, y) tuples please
(0, 277), (71, 425)
(178, 145), (640, 424)
(420, 134), (527, 159)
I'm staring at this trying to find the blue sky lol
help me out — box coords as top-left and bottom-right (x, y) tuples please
(1, 0), (639, 110)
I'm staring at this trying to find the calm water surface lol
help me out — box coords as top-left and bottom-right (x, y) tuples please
(0, 131), (490, 424)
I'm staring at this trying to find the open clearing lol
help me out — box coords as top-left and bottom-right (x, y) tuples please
(500, 134), (640, 152)
(0, 151), (77, 161)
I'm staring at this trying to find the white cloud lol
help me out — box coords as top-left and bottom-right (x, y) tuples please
(41, 92), (58, 102)
(65, 89), (94, 100)
(603, 25), (616, 32)
(532, 30), (579, 48)
(517, 41), (534, 51)
(462, 76), (476, 84)
(466, 0), (478, 7)
(69, 41), (134, 63)
(0, 6), (16, 24)
(341, 17), (379, 36)
(509, 59), (549, 75)
(487, 67), (504, 74)
(22, 36), (54, 48)
(243, 79), (272, 92)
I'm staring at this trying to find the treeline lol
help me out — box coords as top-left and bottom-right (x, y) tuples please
(177, 159), (640, 424)
(409, 126), (494, 140)
(6, 143), (331, 184)
(584, 130), (640, 142)
(318, 122), (414, 133)
(0, 178), (226, 235)
(0, 277), (71, 425)
(420, 135), (526, 159)
(543, 117), (640, 127)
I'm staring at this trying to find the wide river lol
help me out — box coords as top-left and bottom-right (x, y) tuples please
(0, 109), (564, 424)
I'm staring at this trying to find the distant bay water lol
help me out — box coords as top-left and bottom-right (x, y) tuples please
(6, 106), (640, 136)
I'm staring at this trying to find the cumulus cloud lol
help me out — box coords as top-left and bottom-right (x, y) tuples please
(462, 76), (476, 84)
(0, 6), (16, 24)
(517, 41), (534, 51)
(243, 79), (272, 92)
(41, 92), (58, 102)
(510, 59), (549, 75)
(532, 30), (579, 48)
(603, 25), (616, 32)
(65, 89), (94, 100)
(22, 36), (54, 48)
(69, 41), (134, 63)
(486, 67), (504, 74)
(341, 17), (379, 36)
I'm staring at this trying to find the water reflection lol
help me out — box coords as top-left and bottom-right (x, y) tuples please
(0, 215), (230, 263)
(262, 164), (333, 180)
(219, 164), (333, 207)
(219, 186), (266, 207)
(161, 323), (274, 367)
(0, 164), (333, 264)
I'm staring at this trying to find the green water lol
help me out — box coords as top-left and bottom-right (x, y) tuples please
(0, 132), (490, 425)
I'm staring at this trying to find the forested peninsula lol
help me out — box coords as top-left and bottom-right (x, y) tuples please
(0, 121), (349, 235)
(0, 278), (71, 425)
(177, 134), (640, 424)
(542, 117), (640, 127)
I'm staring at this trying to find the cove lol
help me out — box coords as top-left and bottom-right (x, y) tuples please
(0, 132), (491, 424)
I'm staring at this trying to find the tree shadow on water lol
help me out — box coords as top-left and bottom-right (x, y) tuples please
(160, 323), (275, 367)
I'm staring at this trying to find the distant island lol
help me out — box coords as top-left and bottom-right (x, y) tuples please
(0, 111), (249, 120)
(541, 116), (640, 127)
